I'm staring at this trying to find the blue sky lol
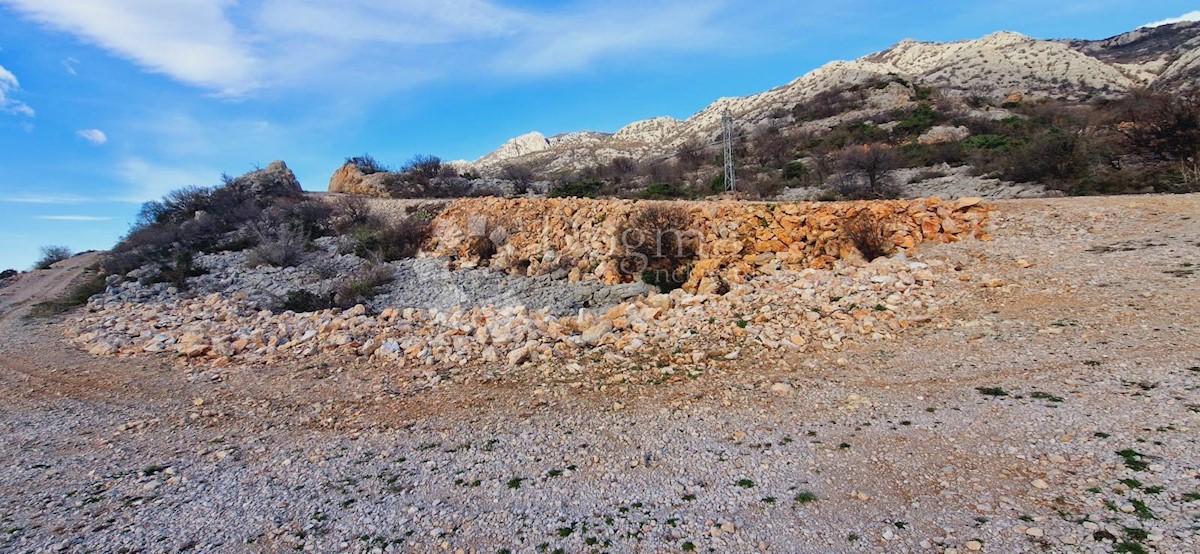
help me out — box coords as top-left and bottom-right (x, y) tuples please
(1, 1), (1198, 270)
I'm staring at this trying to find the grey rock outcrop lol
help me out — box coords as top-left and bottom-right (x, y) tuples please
(230, 160), (302, 198)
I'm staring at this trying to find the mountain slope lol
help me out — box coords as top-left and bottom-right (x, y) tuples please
(469, 22), (1200, 175)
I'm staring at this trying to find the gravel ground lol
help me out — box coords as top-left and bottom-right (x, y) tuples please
(1, 194), (1198, 553)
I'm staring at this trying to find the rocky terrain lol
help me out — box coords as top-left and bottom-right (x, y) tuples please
(0, 193), (1197, 553)
(461, 22), (1200, 175)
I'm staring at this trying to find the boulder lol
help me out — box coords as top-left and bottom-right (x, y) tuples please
(229, 160), (302, 199)
(918, 125), (971, 145)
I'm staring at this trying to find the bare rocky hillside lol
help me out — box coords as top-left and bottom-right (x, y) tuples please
(465, 22), (1200, 175)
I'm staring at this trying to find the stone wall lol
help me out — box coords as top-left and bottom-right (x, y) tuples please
(426, 197), (990, 293)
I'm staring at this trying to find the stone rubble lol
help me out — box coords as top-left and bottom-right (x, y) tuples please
(70, 254), (958, 381)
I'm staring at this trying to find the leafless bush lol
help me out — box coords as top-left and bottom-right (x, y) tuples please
(675, 138), (709, 170)
(500, 164), (536, 194)
(245, 228), (306, 268)
(403, 154), (443, 179)
(745, 176), (785, 199)
(34, 245), (72, 270)
(330, 195), (374, 233)
(345, 153), (389, 175)
(310, 258), (340, 280)
(619, 204), (697, 291)
(751, 125), (792, 167)
(845, 211), (893, 261)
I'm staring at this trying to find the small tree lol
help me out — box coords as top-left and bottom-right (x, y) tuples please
(500, 164), (536, 195)
(1109, 89), (1200, 162)
(34, 245), (73, 270)
(836, 143), (899, 199)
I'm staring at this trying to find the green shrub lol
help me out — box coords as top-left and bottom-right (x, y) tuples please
(962, 134), (1017, 151)
(350, 215), (432, 262)
(548, 181), (604, 198)
(893, 104), (938, 136)
(709, 172), (727, 194)
(280, 289), (328, 313)
(639, 182), (688, 199)
(782, 160), (809, 182)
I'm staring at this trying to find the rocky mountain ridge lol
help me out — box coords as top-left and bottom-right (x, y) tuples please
(466, 22), (1200, 175)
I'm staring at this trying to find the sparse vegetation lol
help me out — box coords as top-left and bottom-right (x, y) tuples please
(34, 246), (72, 270)
(844, 211), (893, 261)
(28, 272), (107, 317)
(619, 204), (697, 292)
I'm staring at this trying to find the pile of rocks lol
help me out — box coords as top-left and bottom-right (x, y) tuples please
(69, 253), (958, 380)
(427, 197), (989, 293)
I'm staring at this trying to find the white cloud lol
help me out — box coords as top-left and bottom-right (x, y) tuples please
(35, 215), (113, 222)
(3, 0), (259, 95)
(492, 1), (727, 75)
(62, 56), (79, 76)
(0, 194), (87, 204)
(76, 128), (108, 145)
(1144, 10), (1200, 28)
(1, 0), (733, 95)
(0, 64), (35, 117)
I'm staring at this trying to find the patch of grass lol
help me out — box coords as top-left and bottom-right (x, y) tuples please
(1130, 499), (1156, 519)
(976, 386), (1009, 397)
(546, 469), (563, 478)
(1116, 449), (1149, 471)
(1119, 478), (1143, 489)
(1030, 391), (1064, 402)
(682, 541), (696, 551)
(1123, 527), (1149, 541)
(1114, 541), (1149, 554)
(682, 494), (696, 501)
(794, 491), (818, 504)
(506, 477), (524, 490)
(761, 496), (777, 504)
(735, 479), (754, 488)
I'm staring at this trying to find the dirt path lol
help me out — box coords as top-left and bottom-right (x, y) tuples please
(0, 252), (101, 324)
(0, 196), (1197, 553)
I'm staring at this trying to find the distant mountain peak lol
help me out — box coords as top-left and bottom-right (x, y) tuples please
(469, 22), (1199, 173)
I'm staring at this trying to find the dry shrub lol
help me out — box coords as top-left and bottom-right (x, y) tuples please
(330, 195), (374, 233)
(245, 228), (306, 268)
(844, 211), (893, 261)
(34, 245), (73, 270)
(462, 236), (496, 262)
(619, 204), (697, 291)
(333, 263), (393, 308)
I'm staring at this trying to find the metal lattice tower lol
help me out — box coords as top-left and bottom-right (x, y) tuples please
(721, 110), (736, 191)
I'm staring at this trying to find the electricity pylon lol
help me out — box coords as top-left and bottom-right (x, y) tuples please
(721, 110), (736, 192)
